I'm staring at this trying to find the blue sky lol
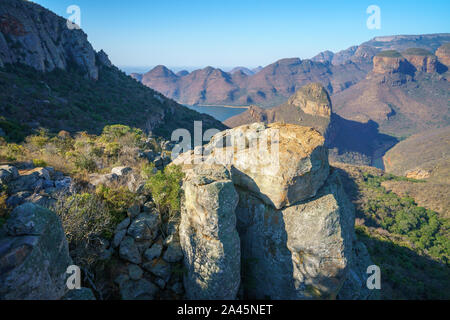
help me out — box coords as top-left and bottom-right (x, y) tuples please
(33, 0), (450, 70)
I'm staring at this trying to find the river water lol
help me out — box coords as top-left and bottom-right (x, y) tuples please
(185, 105), (247, 122)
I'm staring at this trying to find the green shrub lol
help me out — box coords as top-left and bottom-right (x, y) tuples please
(32, 159), (48, 167)
(0, 143), (25, 161)
(95, 185), (138, 226)
(100, 125), (143, 144)
(143, 163), (184, 221)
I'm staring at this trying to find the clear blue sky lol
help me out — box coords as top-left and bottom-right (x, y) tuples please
(33, 0), (450, 69)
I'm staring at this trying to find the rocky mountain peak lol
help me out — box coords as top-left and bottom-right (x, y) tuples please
(287, 82), (332, 117)
(0, 0), (108, 80)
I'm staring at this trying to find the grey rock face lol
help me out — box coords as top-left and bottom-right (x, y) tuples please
(0, 165), (19, 184)
(0, 0), (101, 79)
(236, 171), (354, 299)
(0, 203), (72, 300)
(63, 288), (96, 300)
(144, 243), (163, 261)
(96, 49), (112, 67)
(163, 240), (183, 263)
(128, 264), (144, 280)
(111, 166), (132, 177)
(113, 229), (127, 248)
(119, 278), (158, 300)
(143, 259), (171, 281)
(6, 191), (32, 207)
(127, 212), (161, 241)
(173, 123), (330, 209)
(179, 164), (241, 300)
(337, 240), (379, 300)
(119, 236), (142, 264)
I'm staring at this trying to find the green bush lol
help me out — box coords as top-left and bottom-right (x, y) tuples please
(32, 158), (48, 167)
(143, 163), (184, 220)
(95, 185), (139, 226)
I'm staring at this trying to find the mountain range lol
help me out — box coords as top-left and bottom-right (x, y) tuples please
(132, 33), (450, 108)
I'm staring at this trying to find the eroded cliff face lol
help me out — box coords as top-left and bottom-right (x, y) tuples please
(0, 0), (111, 79)
(435, 43), (450, 67)
(175, 123), (375, 300)
(372, 55), (412, 75)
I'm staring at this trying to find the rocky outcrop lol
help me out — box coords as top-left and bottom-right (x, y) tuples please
(402, 49), (438, 73)
(108, 200), (186, 300)
(176, 123), (373, 300)
(373, 51), (413, 74)
(180, 165), (240, 299)
(287, 83), (332, 117)
(0, 203), (72, 299)
(435, 43), (450, 67)
(236, 170), (353, 299)
(0, 0), (109, 79)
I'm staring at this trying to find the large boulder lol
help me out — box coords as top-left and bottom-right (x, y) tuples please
(176, 123), (369, 300)
(236, 170), (354, 299)
(0, 203), (72, 300)
(0, 165), (19, 184)
(179, 165), (241, 300)
(174, 122), (329, 209)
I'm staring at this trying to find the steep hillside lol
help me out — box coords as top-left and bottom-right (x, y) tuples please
(334, 162), (449, 299)
(0, 0), (227, 141)
(381, 127), (450, 217)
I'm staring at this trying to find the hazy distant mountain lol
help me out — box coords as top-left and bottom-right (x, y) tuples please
(229, 66), (255, 75)
(134, 58), (368, 107)
(134, 34), (450, 108)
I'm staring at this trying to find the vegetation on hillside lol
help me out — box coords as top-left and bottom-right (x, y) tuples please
(376, 50), (403, 58)
(0, 124), (153, 175)
(0, 63), (226, 142)
(403, 48), (433, 56)
(361, 173), (449, 263)
(335, 163), (450, 299)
